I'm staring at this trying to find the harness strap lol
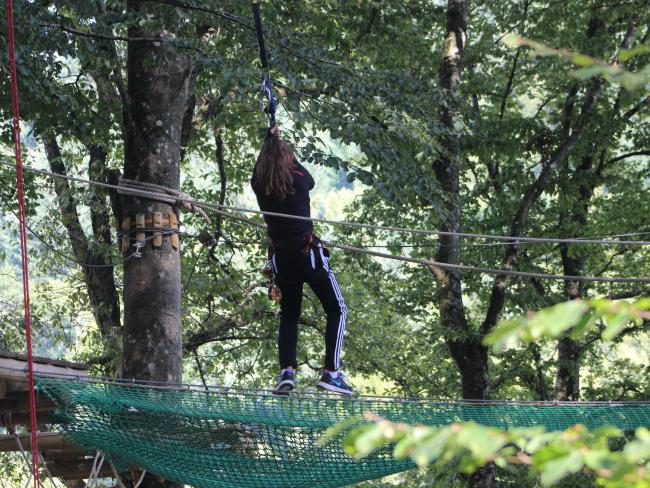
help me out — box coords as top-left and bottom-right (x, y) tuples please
(270, 232), (318, 254)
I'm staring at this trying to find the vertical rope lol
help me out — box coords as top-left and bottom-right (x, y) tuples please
(251, 1), (276, 127)
(5, 1), (40, 487)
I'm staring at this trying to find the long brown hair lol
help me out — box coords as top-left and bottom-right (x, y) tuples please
(255, 130), (295, 200)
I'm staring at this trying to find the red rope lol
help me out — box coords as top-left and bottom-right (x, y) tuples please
(5, 0), (40, 486)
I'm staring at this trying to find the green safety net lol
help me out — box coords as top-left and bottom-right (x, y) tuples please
(37, 377), (650, 488)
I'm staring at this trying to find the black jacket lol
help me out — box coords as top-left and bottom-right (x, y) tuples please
(251, 160), (315, 241)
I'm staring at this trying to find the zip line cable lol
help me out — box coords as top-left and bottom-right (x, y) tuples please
(4, 0), (40, 485)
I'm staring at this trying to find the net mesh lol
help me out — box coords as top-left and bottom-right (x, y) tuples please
(37, 377), (650, 488)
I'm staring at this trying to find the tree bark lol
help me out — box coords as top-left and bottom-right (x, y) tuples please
(43, 137), (121, 373)
(433, 0), (490, 402)
(432, 4), (494, 485)
(555, 155), (591, 400)
(121, 1), (192, 383)
(122, 3), (194, 485)
(554, 23), (637, 401)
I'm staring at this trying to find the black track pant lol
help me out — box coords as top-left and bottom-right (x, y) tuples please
(272, 244), (347, 371)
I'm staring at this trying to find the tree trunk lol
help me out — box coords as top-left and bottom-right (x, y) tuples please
(554, 22), (637, 401)
(44, 137), (121, 374)
(432, 2), (494, 485)
(122, 3), (194, 486)
(433, 1), (490, 402)
(555, 154), (591, 400)
(555, 336), (581, 400)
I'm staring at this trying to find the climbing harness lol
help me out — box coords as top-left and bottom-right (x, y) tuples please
(261, 254), (282, 301)
(263, 232), (324, 301)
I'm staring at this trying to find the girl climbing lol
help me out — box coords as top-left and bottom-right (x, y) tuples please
(251, 125), (352, 396)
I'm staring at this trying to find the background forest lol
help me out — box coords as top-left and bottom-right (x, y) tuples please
(1, 0), (649, 486)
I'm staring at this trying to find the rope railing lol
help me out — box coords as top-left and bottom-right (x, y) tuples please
(2, 160), (650, 283)
(206, 207), (650, 284)
(3, 160), (650, 246)
(4, 0), (41, 484)
(2, 365), (650, 407)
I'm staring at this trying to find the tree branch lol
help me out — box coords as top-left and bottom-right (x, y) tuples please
(481, 78), (605, 335)
(622, 95), (649, 120)
(43, 136), (90, 262)
(498, 0), (531, 120)
(607, 150), (650, 164)
(355, 6), (380, 45)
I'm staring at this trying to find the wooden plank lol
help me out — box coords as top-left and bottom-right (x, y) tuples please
(0, 432), (76, 452)
(0, 351), (89, 370)
(121, 217), (131, 252)
(43, 449), (92, 462)
(0, 412), (54, 427)
(152, 212), (162, 247)
(0, 357), (89, 389)
(135, 213), (145, 244)
(169, 212), (179, 250)
(130, 217), (169, 226)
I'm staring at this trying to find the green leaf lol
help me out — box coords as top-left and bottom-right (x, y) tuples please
(569, 310), (597, 339)
(601, 310), (633, 340)
(341, 424), (375, 457)
(529, 300), (589, 338)
(618, 45), (650, 62)
(539, 450), (584, 486)
(571, 54), (597, 67)
(482, 317), (525, 350)
(571, 66), (608, 80)
(318, 417), (360, 447)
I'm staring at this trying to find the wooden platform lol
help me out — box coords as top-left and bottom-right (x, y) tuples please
(0, 351), (99, 480)
(0, 350), (89, 388)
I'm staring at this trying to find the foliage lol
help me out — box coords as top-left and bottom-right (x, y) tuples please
(330, 296), (650, 486)
(335, 415), (650, 488)
(484, 298), (650, 352)
(505, 34), (650, 91)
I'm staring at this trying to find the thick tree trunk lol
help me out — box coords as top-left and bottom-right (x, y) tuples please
(122, 3), (194, 486)
(555, 336), (581, 400)
(556, 238), (586, 400)
(432, 3), (494, 485)
(554, 23), (637, 401)
(555, 155), (591, 400)
(122, 1), (192, 382)
(433, 1), (490, 402)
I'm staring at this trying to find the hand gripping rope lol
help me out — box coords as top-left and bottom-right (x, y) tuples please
(4, 0), (41, 486)
(252, 1), (277, 127)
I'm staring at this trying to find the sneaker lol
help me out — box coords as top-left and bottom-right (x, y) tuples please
(273, 370), (296, 396)
(316, 371), (353, 395)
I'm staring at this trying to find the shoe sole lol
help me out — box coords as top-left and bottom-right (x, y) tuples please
(273, 381), (295, 396)
(316, 381), (353, 395)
